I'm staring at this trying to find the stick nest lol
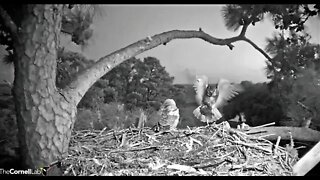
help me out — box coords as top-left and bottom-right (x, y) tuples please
(60, 122), (299, 176)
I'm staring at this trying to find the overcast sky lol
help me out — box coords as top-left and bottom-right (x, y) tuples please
(2, 5), (319, 85)
(65, 4), (319, 84)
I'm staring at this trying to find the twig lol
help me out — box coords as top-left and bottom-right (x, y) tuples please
(245, 130), (268, 135)
(192, 158), (228, 169)
(274, 136), (281, 155)
(119, 133), (127, 147)
(192, 151), (237, 169)
(250, 122), (276, 130)
(257, 134), (276, 139)
(108, 146), (161, 154)
(231, 146), (249, 170)
(232, 165), (264, 171)
(63, 123), (298, 176)
(297, 101), (312, 113)
(97, 127), (107, 136)
(230, 140), (272, 154)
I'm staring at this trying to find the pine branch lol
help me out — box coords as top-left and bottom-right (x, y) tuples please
(239, 24), (249, 37)
(63, 28), (272, 106)
(297, 101), (313, 114)
(242, 37), (272, 61)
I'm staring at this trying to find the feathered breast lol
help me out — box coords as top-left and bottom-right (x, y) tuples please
(159, 108), (180, 127)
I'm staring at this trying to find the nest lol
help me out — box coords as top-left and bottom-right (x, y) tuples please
(60, 122), (299, 176)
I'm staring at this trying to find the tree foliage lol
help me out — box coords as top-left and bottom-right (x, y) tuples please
(102, 56), (180, 111)
(222, 4), (319, 33)
(0, 4), (101, 64)
(56, 49), (115, 110)
(56, 51), (181, 111)
(56, 48), (95, 88)
(221, 4), (320, 129)
(222, 81), (284, 126)
(264, 28), (320, 129)
(285, 66), (320, 129)
(265, 31), (319, 80)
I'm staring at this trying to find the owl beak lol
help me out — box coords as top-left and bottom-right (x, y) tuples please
(213, 88), (217, 96)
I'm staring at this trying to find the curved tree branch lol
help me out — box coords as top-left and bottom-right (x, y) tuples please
(224, 24), (273, 62)
(239, 24), (249, 37)
(62, 28), (272, 106)
(242, 37), (272, 61)
(0, 6), (18, 40)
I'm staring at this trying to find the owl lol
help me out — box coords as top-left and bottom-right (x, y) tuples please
(193, 75), (244, 123)
(155, 99), (180, 131)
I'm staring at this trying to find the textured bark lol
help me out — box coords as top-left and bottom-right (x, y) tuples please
(12, 5), (76, 169)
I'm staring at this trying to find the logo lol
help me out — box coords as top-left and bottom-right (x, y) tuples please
(39, 161), (62, 176)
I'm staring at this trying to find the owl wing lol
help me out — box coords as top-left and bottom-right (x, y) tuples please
(167, 109), (180, 129)
(193, 75), (209, 106)
(214, 79), (244, 109)
(158, 102), (169, 125)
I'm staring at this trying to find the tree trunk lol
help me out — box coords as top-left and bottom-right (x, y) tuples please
(12, 5), (77, 169)
(1, 4), (275, 170)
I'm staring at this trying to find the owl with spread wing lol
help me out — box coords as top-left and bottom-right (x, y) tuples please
(193, 75), (244, 123)
(154, 99), (180, 131)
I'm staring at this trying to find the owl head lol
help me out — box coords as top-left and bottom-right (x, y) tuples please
(205, 85), (216, 97)
(162, 99), (177, 111)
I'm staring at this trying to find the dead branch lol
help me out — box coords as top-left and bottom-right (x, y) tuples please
(246, 126), (320, 142)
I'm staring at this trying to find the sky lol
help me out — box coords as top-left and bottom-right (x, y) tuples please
(1, 5), (320, 84)
(64, 4), (320, 84)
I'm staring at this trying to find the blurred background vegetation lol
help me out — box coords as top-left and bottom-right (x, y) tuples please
(1, 30), (320, 133)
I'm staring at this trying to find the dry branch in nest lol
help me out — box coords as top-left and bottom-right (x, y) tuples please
(60, 122), (299, 176)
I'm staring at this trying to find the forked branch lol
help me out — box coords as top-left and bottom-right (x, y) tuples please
(63, 25), (272, 105)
